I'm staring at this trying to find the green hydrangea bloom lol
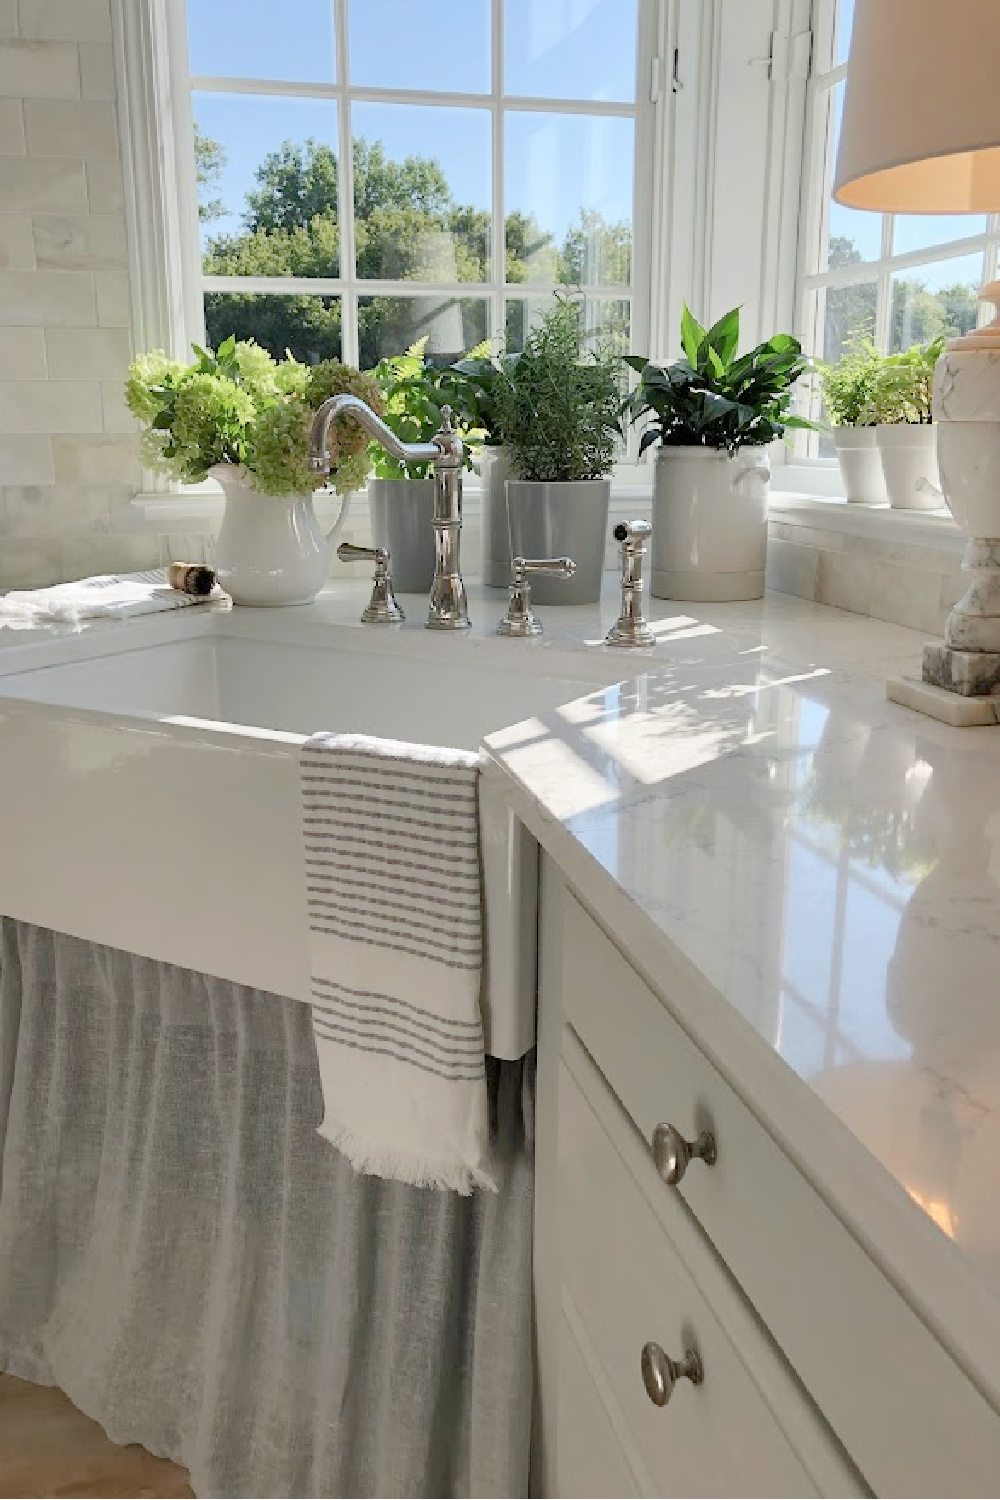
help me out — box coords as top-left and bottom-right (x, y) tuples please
(305, 361), (384, 488)
(245, 399), (316, 495)
(171, 373), (256, 481)
(232, 340), (279, 399)
(124, 350), (185, 421)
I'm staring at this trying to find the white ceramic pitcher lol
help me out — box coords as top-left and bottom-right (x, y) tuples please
(211, 463), (352, 606)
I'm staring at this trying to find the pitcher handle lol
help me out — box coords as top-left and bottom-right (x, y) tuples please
(323, 490), (352, 546)
(733, 454), (771, 493)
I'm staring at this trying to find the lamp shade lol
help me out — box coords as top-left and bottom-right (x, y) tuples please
(834, 0), (1000, 212)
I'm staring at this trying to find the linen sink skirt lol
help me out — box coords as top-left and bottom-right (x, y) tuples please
(0, 918), (534, 1498)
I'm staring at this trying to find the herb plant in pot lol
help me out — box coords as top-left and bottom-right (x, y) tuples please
(866, 338), (944, 511)
(494, 296), (623, 605)
(627, 305), (812, 601)
(820, 335), (888, 504)
(126, 339), (381, 606)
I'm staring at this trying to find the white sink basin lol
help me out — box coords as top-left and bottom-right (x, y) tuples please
(0, 599), (626, 1055)
(0, 629), (597, 750)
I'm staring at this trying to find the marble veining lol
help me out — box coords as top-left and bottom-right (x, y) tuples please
(485, 591), (1000, 1378)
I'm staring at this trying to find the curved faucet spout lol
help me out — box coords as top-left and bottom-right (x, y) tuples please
(308, 393), (439, 476)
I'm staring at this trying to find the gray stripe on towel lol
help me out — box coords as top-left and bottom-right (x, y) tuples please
(302, 818), (480, 855)
(307, 894), (481, 936)
(305, 854), (480, 889)
(308, 920), (481, 971)
(305, 872), (481, 916)
(311, 1017), (485, 1081)
(308, 906), (480, 957)
(310, 994), (483, 1057)
(311, 975), (483, 1029)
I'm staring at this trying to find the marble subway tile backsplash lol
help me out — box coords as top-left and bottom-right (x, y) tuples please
(0, 0), (150, 589)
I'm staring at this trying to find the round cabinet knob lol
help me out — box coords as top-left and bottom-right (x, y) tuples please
(652, 1122), (717, 1186)
(641, 1342), (704, 1407)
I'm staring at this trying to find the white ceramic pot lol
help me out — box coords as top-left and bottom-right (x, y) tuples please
(833, 426), (888, 505)
(479, 444), (513, 588)
(875, 424), (941, 511)
(211, 463), (351, 606)
(651, 446), (770, 602)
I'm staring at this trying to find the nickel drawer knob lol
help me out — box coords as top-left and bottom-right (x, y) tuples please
(652, 1122), (717, 1185)
(641, 1342), (704, 1407)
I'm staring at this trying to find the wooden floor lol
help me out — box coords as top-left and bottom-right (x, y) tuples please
(0, 1375), (193, 1498)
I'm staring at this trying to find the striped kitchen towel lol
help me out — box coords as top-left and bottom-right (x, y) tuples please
(0, 569), (222, 625)
(299, 731), (494, 1194)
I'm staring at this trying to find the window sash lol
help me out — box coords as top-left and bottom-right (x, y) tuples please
(184, 0), (657, 367)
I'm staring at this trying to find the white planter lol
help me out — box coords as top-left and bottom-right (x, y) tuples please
(479, 445), (513, 588)
(505, 478), (611, 605)
(875, 424), (941, 511)
(650, 446), (770, 602)
(833, 426), (888, 505)
(212, 463), (351, 607)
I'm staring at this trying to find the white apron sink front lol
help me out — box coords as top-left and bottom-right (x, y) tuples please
(0, 601), (625, 1056)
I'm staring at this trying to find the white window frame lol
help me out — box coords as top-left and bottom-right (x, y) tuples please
(114, 2), (667, 436)
(791, 0), (1000, 482)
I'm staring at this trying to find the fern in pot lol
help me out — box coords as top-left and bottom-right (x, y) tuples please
(369, 338), (476, 593)
(627, 305), (812, 601)
(863, 338), (944, 511)
(820, 335), (888, 505)
(126, 338), (381, 605)
(441, 343), (516, 588)
(493, 296), (624, 605)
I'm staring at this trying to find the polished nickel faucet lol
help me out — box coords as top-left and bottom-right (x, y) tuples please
(309, 395), (469, 630)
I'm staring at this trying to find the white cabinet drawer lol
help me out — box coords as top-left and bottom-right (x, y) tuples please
(561, 887), (1000, 1496)
(558, 1055), (822, 1499)
(557, 1308), (643, 1499)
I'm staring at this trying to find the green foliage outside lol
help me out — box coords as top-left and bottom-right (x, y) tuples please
(626, 305), (814, 454)
(197, 132), (631, 367)
(824, 235), (979, 361)
(125, 337), (384, 495)
(491, 295), (624, 483)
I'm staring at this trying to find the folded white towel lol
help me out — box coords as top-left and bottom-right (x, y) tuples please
(300, 731), (494, 1194)
(0, 569), (221, 625)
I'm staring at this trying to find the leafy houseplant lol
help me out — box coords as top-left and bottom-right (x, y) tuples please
(627, 305), (812, 601)
(125, 338), (384, 605)
(492, 295), (625, 605)
(861, 338), (945, 511)
(819, 335), (888, 504)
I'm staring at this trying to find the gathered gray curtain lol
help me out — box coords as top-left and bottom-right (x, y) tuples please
(0, 918), (534, 1498)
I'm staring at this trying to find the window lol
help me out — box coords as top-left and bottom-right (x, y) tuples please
(182, 0), (649, 370)
(798, 0), (1000, 452)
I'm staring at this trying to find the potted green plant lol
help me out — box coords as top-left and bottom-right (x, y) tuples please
(627, 305), (812, 601)
(441, 342), (516, 588)
(820, 335), (888, 504)
(493, 296), (624, 605)
(369, 338), (464, 593)
(125, 338), (381, 605)
(863, 338), (945, 510)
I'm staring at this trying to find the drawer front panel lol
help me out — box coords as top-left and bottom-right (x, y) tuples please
(557, 1309), (643, 1499)
(558, 1057), (819, 1498)
(561, 887), (1000, 1496)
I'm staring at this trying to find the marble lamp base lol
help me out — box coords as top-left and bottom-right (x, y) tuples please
(887, 654), (1000, 727)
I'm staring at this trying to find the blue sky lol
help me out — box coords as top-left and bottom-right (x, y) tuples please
(188, 0), (637, 252)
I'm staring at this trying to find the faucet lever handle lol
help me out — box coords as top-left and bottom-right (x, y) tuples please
(498, 555), (577, 638)
(336, 542), (405, 625)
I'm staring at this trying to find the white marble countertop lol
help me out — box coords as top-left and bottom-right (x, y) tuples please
(483, 584), (1000, 1411)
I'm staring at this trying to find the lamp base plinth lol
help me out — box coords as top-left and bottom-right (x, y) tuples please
(887, 673), (1000, 727)
(922, 641), (1000, 696)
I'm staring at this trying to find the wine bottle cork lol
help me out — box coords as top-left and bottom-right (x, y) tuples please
(168, 562), (216, 596)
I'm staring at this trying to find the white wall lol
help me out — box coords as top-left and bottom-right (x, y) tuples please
(0, 0), (159, 589)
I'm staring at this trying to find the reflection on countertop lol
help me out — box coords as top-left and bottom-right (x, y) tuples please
(485, 590), (1000, 1359)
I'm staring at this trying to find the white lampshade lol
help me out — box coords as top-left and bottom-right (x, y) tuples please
(834, 0), (1000, 213)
